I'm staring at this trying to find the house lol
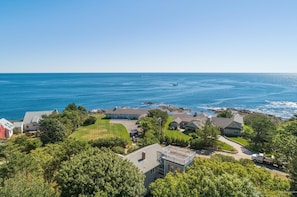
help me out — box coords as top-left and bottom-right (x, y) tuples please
(184, 119), (206, 131)
(169, 113), (208, 131)
(0, 118), (14, 138)
(105, 108), (148, 120)
(124, 144), (163, 191)
(13, 121), (24, 134)
(158, 145), (196, 176)
(23, 110), (57, 131)
(211, 114), (244, 136)
(0, 125), (5, 139)
(124, 144), (196, 194)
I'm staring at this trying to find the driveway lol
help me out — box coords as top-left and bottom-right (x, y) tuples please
(110, 119), (138, 134)
(217, 135), (254, 159)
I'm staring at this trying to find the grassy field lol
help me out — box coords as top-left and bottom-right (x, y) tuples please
(70, 115), (132, 145)
(228, 137), (249, 147)
(163, 116), (191, 140)
(217, 141), (237, 152)
(165, 129), (191, 140)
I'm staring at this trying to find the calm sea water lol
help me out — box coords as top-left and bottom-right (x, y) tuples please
(1, 73), (297, 120)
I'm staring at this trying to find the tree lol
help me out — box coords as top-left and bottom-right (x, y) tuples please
(217, 109), (232, 118)
(148, 109), (168, 127)
(190, 122), (219, 149)
(280, 120), (297, 136)
(244, 113), (277, 152)
(272, 133), (297, 164)
(4, 135), (42, 154)
(90, 137), (128, 149)
(40, 118), (67, 144)
(139, 117), (158, 134)
(30, 138), (90, 183)
(289, 156), (297, 192)
(0, 173), (59, 197)
(56, 148), (145, 197)
(63, 103), (88, 127)
(83, 115), (97, 126)
(150, 157), (290, 197)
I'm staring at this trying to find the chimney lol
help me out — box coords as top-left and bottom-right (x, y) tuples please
(142, 151), (146, 160)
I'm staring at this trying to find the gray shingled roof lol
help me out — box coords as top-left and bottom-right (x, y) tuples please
(172, 117), (182, 124)
(233, 114), (244, 124)
(211, 114), (243, 129)
(105, 108), (149, 116)
(124, 143), (163, 173)
(172, 113), (208, 122)
(23, 110), (54, 124)
(211, 117), (233, 128)
(191, 120), (205, 129)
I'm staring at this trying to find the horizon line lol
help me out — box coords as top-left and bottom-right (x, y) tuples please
(1, 71), (297, 74)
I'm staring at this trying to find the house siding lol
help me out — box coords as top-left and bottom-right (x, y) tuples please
(144, 166), (160, 190)
(24, 122), (40, 131)
(163, 160), (186, 174)
(0, 125), (5, 139)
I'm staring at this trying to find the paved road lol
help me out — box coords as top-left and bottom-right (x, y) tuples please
(110, 120), (288, 178)
(218, 136), (254, 159)
(214, 136), (288, 178)
(110, 119), (138, 133)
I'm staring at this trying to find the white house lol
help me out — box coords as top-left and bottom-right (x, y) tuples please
(124, 144), (196, 194)
(23, 110), (57, 131)
(105, 108), (148, 120)
(13, 121), (24, 134)
(0, 118), (14, 138)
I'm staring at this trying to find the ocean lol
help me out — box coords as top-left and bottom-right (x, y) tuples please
(1, 73), (297, 120)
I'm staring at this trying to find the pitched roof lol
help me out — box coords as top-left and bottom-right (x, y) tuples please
(13, 121), (23, 127)
(191, 120), (205, 129)
(172, 117), (182, 124)
(105, 108), (149, 116)
(211, 117), (233, 128)
(172, 113), (208, 123)
(124, 143), (163, 173)
(211, 114), (243, 129)
(0, 118), (14, 130)
(23, 110), (55, 124)
(233, 114), (244, 124)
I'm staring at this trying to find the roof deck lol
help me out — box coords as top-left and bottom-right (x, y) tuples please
(161, 145), (196, 165)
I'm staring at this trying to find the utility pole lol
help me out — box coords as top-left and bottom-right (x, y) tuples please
(157, 117), (162, 139)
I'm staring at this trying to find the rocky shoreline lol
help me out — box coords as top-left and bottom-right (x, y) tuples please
(208, 107), (285, 122)
(89, 102), (287, 122)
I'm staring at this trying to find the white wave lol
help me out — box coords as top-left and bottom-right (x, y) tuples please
(198, 100), (297, 119)
(264, 100), (297, 109)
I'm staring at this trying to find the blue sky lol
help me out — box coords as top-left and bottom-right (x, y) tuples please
(1, 0), (296, 73)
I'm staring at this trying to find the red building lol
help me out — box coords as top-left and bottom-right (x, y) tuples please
(0, 125), (5, 139)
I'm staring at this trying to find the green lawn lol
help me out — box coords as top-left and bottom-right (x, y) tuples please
(70, 115), (132, 145)
(228, 137), (249, 147)
(217, 141), (237, 152)
(163, 116), (191, 140)
(165, 129), (191, 140)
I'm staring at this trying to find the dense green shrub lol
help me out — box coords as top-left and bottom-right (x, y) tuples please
(90, 137), (128, 148)
(83, 116), (97, 126)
